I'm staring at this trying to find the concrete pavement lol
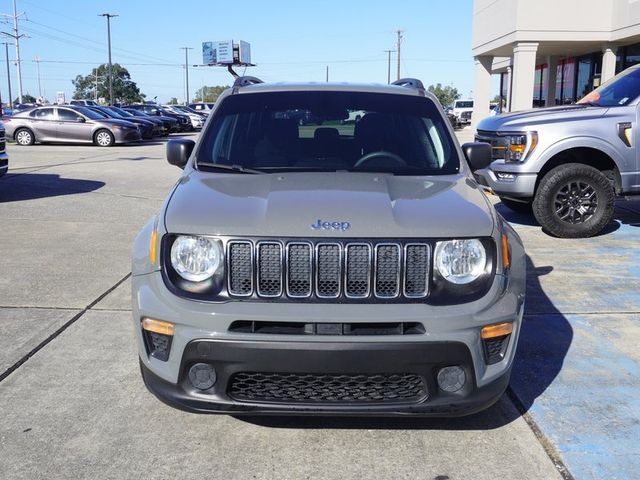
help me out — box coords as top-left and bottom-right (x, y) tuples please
(0, 130), (638, 479)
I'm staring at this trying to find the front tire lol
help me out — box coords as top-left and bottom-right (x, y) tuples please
(533, 163), (615, 238)
(15, 128), (34, 146)
(94, 129), (114, 147)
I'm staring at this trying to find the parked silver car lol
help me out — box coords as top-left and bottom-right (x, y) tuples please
(2, 105), (141, 146)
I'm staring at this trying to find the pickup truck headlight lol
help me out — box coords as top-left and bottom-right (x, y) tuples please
(434, 239), (486, 284)
(504, 132), (537, 162)
(170, 235), (223, 282)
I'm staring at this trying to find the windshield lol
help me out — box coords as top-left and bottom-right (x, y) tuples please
(73, 106), (107, 120)
(454, 101), (473, 109)
(578, 66), (640, 106)
(197, 91), (458, 175)
(110, 106), (133, 117)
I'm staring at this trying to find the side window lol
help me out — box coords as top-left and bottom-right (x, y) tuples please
(30, 108), (54, 120)
(57, 109), (82, 122)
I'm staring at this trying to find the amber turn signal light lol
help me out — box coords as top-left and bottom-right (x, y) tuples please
(501, 233), (510, 270)
(149, 218), (158, 265)
(141, 318), (175, 336)
(481, 322), (513, 340)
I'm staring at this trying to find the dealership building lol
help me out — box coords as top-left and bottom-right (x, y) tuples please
(471, 0), (640, 126)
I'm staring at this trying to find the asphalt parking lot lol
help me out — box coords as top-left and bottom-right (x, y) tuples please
(0, 132), (638, 480)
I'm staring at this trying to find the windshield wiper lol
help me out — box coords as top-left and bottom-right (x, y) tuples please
(197, 163), (265, 174)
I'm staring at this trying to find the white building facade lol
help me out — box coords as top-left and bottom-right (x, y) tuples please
(472, 0), (640, 127)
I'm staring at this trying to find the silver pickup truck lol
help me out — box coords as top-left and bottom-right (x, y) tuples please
(474, 65), (640, 238)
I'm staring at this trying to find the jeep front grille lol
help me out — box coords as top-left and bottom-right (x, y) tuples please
(227, 239), (430, 301)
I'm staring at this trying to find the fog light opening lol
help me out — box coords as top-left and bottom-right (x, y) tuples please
(189, 363), (217, 390)
(141, 318), (174, 362)
(437, 366), (466, 393)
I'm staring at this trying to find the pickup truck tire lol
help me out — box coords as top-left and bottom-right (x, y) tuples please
(533, 163), (615, 238)
(499, 198), (533, 214)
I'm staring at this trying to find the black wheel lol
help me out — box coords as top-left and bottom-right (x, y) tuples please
(532, 163), (615, 238)
(500, 197), (533, 214)
(15, 128), (34, 146)
(94, 129), (115, 147)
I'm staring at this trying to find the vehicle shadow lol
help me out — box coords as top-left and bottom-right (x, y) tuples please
(239, 255), (573, 431)
(493, 200), (639, 236)
(0, 173), (105, 202)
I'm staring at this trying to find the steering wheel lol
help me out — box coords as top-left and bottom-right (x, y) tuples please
(353, 150), (407, 169)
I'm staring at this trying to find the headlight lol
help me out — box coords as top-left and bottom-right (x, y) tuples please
(434, 239), (486, 284)
(170, 235), (223, 282)
(504, 132), (537, 162)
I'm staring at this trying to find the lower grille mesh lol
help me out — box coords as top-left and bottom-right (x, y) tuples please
(229, 372), (427, 404)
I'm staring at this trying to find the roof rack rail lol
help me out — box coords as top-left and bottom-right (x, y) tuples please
(392, 78), (425, 92)
(232, 76), (264, 88)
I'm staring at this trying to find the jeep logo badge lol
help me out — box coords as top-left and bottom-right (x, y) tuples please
(311, 219), (351, 232)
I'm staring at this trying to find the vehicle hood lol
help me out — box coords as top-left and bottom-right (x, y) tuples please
(164, 172), (495, 238)
(477, 104), (608, 131)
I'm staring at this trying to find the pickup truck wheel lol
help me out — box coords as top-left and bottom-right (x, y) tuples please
(499, 198), (533, 213)
(533, 163), (614, 238)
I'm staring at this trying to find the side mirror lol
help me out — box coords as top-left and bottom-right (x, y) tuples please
(166, 139), (195, 169)
(462, 142), (492, 172)
(76, 117), (86, 123)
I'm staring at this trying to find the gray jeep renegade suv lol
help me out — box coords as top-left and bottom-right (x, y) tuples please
(132, 77), (526, 416)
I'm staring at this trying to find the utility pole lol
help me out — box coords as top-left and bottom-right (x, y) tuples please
(326, 65), (329, 82)
(384, 49), (395, 84)
(90, 69), (105, 101)
(33, 55), (42, 100)
(396, 29), (403, 81)
(2, 42), (12, 108)
(180, 47), (193, 104)
(0, 0), (26, 104)
(99, 13), (118, 105)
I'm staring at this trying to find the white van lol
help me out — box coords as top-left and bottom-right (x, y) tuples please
(451, 99), (473, 126)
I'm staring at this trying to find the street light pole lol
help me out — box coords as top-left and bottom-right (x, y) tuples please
(396, 29), (403, 81)
(99, 13), (118, 105)
(384, 49), (395, 84)
(33, 55), (42, 99)
(2, 42), (13, 108)
(180, 47), (193, 104)
(12, 0), (23, 103)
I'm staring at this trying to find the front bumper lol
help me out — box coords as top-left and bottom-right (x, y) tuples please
(474, 166), (537, 199)
(133, 267), (524, 416)
(0, 153), (7, 176)
(140, 339), (512, 416)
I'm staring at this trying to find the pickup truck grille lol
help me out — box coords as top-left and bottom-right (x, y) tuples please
(227, 239), (430, 301)
(475, 130), (507, 160)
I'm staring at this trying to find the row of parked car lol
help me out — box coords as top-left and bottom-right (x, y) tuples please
(0, 101), (213, 147)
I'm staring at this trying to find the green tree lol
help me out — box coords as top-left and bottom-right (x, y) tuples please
(194, 85), (229, 103)
(15, 94), (37, 104)
(427, 83), (461, 108)
(72, 64), (144, 104)
(167, 97), (179, 105)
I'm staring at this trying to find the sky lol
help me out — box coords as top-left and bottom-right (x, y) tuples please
(0, 0), (481, 104)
